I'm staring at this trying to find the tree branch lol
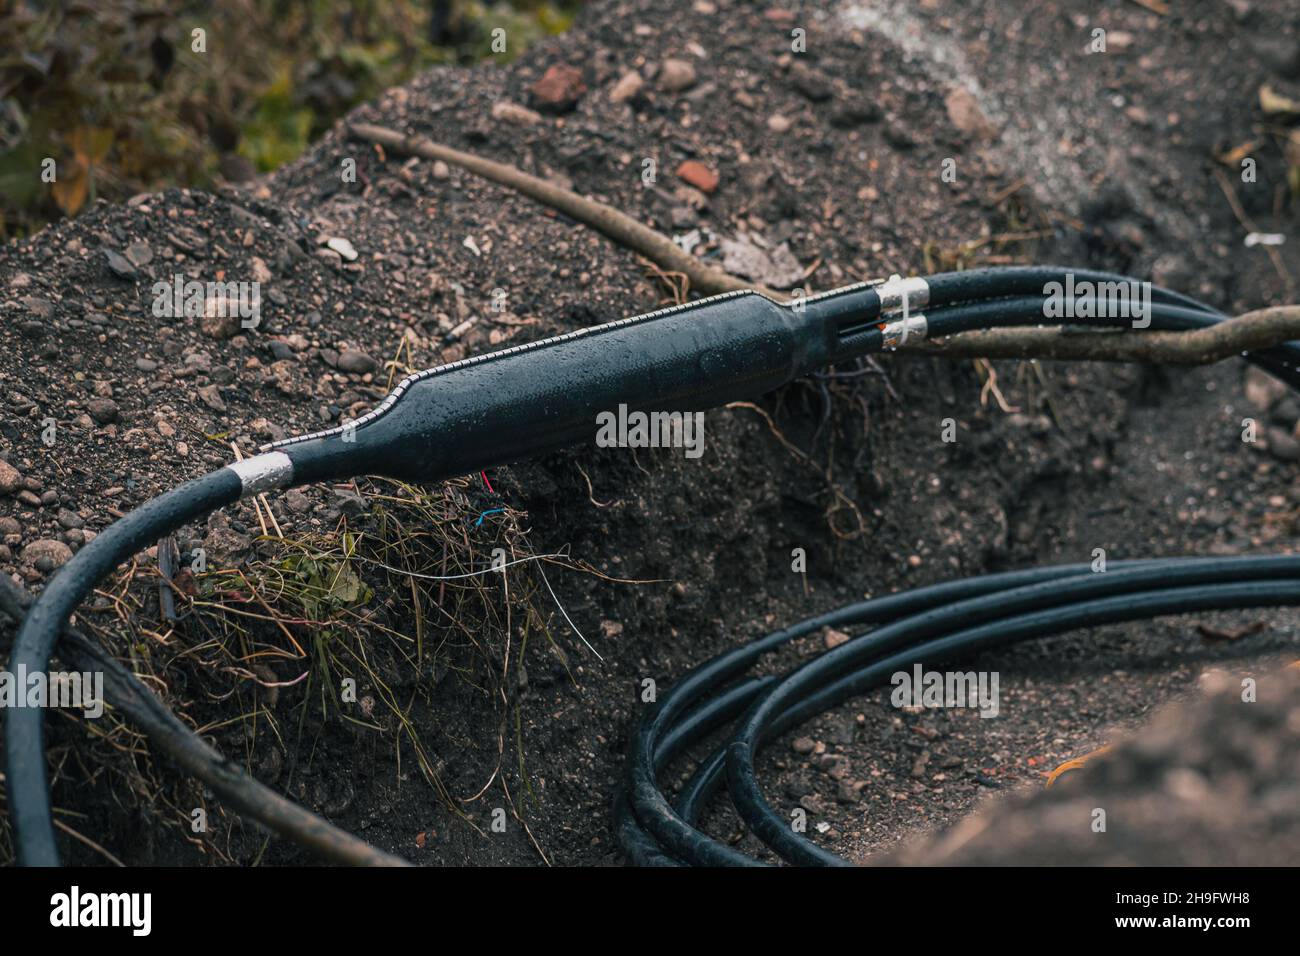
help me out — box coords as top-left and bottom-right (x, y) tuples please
(917, 307), (1300, 365)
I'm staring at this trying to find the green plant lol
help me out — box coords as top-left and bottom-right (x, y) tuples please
(0, 0), (580, 238)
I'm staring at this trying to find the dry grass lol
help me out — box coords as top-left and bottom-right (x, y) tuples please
(0, 472), (599, 865)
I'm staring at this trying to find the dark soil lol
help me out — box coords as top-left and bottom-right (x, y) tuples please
(2, 0), (1299, 866)
(886, 667), (1300, 866)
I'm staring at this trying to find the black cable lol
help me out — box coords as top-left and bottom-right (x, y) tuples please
(925, 266), (1220, 314)
(7, 265), (1296, 867)
(5, 469), (242, 866)
(623, 562), (1110, 866)
(623, 561), (1300, 866)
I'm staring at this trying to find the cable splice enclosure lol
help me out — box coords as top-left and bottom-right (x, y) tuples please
(271, 283), (886, 485)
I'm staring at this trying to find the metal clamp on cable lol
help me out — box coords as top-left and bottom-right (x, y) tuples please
(881, 312), (928, 349)
(875, 273), (930, 316)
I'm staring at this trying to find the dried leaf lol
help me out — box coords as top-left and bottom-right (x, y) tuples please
(1196, 620), (1267, 642)
(1260, 84), (1300, 116)
(1217, 139), (1261, 167)
(50, 127), (113, 217)
(50, 156), (88, 216)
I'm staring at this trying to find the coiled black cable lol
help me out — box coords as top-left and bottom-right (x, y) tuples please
(620, 561), (1300, 866)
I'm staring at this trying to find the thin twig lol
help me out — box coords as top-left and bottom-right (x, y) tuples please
(349, 122), (761, 298)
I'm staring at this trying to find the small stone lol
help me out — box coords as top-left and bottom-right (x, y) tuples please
(1266, 426), (1300, 462)
(675, 160), (719, 194)
(204, 526), (251, 566)
(720, 237), (803, 289)
(609, 70), (645, 104)
(657, 58), (697, 93)
(791, 737), (816, 755)
(0, 458), (21, 495)
(124, 241), (153, 268)
(285, 489), (311, 514)
(944, 87), (995, 139)
(333, 489), (367, 517)
(135, 358), (159, 372)
(325, 237), (358, 262)
(337, 349), (378, 375)
(197, 385), (227, 412)
(104, 249), (138, 281)
(21, 538), (73, 572)
(201, 299), (243, 339)
(824, 627), (850, 649)
(249, 256), (273, 284)
(799, 794), (825, 815)
(431, 161), (451, 180)
(767, 114), (793, 132)
(883, 121), (917, 150)
(1124, 105), (1152, 126)
(818, 754), (846, 776)
(790, 64), (833, 103)
(86, 397), (119, 424)
(1245, 366), (1288, 412)
(491, 101), (543, 126)
(531, 64), (587, 112)
(21, 296), (55, 320)
(830, 98), (883, 128)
